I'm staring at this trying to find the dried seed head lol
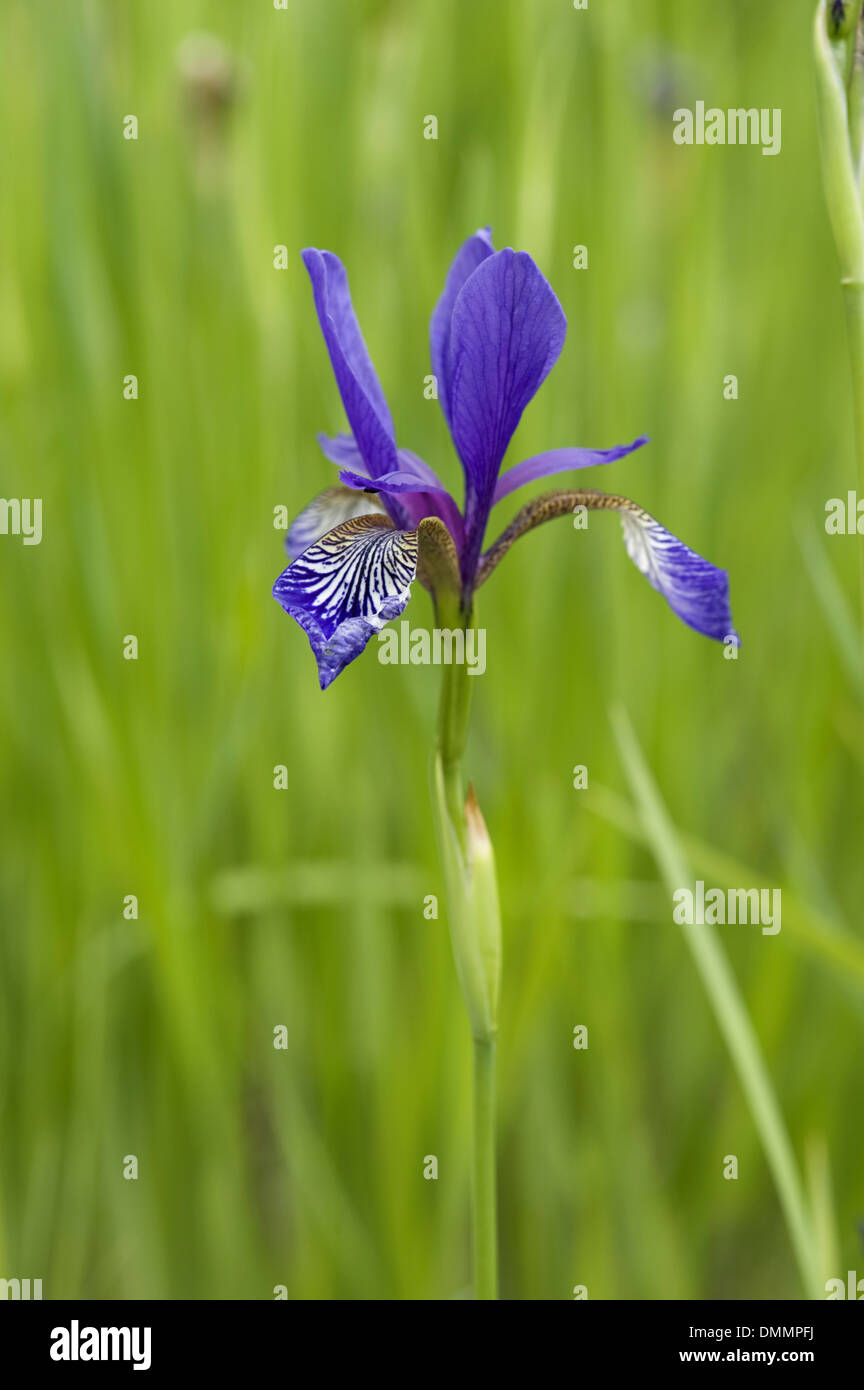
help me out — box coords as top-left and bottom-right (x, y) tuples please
(176, 32), (240, 123)
(176, 33), (244, 194)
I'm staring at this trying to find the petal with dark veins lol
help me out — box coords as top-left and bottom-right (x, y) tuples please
(273, 515), (419, 689)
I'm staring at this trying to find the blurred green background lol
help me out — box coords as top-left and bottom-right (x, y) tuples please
(1, 0), (862, 1301)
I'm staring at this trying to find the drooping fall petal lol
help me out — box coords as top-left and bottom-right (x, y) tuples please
(274, 514), (418, 689)
(273, 514), (462, 689)
(477, 489), (738, 644)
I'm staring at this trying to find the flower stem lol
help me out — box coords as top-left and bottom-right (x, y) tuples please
(430, 592), (501, 1299)
(472, 1035), (498, 1300)
(436, 630), (471, 846)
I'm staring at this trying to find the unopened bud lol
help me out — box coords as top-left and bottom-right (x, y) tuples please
(430, 758), (501, 1042)
(464, 785), (501, 1039)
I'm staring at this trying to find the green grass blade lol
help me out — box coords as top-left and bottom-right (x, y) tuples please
(611, 706), (822, 1300)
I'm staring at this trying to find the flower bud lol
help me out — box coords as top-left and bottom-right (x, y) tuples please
(464, 784), (501, 1036)
(431, 758), (501, 1041)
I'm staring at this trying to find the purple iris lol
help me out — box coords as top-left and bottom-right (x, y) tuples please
(274, 228), (738, 689)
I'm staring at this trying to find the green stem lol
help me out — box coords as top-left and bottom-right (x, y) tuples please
(430, 595), (501, 1299)
(472, 1036), (498, 1300)
(434, 591), (473, 841)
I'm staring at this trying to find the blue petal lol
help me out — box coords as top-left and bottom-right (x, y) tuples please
(447, 249), (567, 577)
(318, 432), (454, 532)
(337, 466), (455, 496)
(397, 450), (466, 545)
(273, 515), (419, 688)
(317, 431), (367, 469)
(429, 227), (495, 430)
(302, 250), (398, 481)
(619, 502), (738, 644)
(493, 436), (649, 504)
(323, 435), (465, 541)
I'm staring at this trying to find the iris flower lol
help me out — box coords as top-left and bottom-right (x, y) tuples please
(273, 228), (737, 686)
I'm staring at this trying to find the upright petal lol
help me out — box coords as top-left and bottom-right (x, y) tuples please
(476, 488), (738, 645)
(429, 227), (495, 429)
(273, 515), (418, 689)
(448, 249), (567, 577)
(302, 249), (398, 480)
